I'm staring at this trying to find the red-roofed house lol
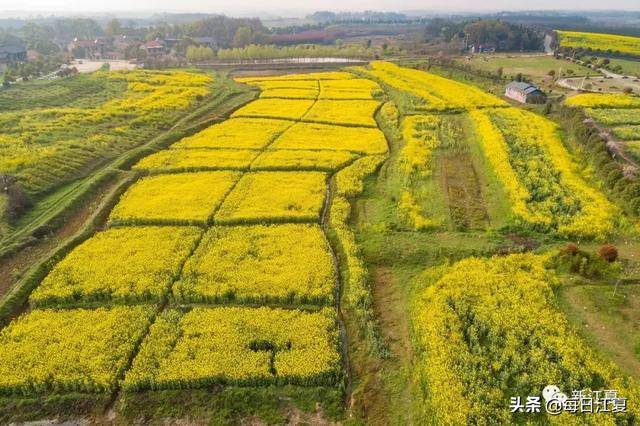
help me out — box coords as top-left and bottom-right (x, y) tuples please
(141, 39), (166, 56)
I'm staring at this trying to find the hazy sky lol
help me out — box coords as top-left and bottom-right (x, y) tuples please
(2, 0), (640, 15)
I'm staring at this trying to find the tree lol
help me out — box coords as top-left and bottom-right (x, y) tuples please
(233, 26), (253, 48)
(106, 18), (123, 36)
(186, 45), (214, 62)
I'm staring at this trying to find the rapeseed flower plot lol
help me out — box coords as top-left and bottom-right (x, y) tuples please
(399, 115), (441, 176)
(236, 71), (354, 83)
(133, 148), (259, 172)
(334, 155), (386, 198)
(123, 307), (341, 390)
(232, 98), (315, 121)
(272, 122), (388, 154)
(318, 79), (380, 100)
(241, 79), (318, 91)
(0, 306), (154, 395)
(360, 61), (507, 111)
(491, 108), (615, 239)
(110, 171), (240, 225)
(304, 99), (380, 127)
(557, 30), (640, 56)
(259, 88), (318, 99)
(398, 191), (433, 231)
(412, 254), (640, 424)
(251, 149), (356, 172)
(585, 108), (640, 126)
(174, 224), (335, 305)
(0, 69), (213, 195)
(30, 226), (202, 307)
(566, 93), (640, 109)
(215, 171), (327, 224)
(173, 117), (292, 150)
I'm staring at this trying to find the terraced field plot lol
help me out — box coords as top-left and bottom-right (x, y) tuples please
(174, 224), (335, 304)
(215, 171), (327, 224)
(305, 99), (380, 127)
(0, 306), (154, 395)
(319, 79), (379, 100)
(173, 117), (292, 149)
(123, 307), (341, 390)
(0, 70), (213, 197)
(232, 98), (315, 120)
(110, 171), (240, 225)
(133, 148), (259, 172)
(272, 122), (388, 154)
(260, 88), (319, 99)
(30, 226), (202, 307)
(251, 149), (356, 171)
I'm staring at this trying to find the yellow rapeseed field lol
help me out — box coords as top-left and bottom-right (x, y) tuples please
(557, 30), (640, 56)
(0, 306), (154, 395)
(123, 307), (341, 390)
(251, 149), (356, 171)
(304, 99), (380, 127)
(232, 98), (314, 120)
(412, 254), (640, 424)
(360, 61), (507, 111)
(272, 122), (388, 154)
(399, 115), (441, 175)
(30, 226), (202, 306)
(215, 171), (327, 224)
(110, 171), (240, 225)
(318, 79), (380, 100)
(469, 108), (615, 238)
(133, 148), (258, 172)
(243, 79), (319, 91)
(236, 71), (354, 83)
(174, 224), (335, 305)
(173, 117), (292, 149)
(566, 93), (640, 109)
(259, 88), (318, 99)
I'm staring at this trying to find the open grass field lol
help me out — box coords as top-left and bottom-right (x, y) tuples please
(460, 53), (597, 81)
(3, 61), (640, 424)
(602, 57), (640, 77)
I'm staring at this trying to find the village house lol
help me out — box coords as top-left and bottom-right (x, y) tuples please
(504, 81), (547, 104)
(67, 38), (106, 59)
(141, 39), (167, 56)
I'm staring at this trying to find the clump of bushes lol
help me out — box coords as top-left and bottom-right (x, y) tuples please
(0, 174), (31, 221)
(552, 242), (619, 278)
(598, 243), (618, 262)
